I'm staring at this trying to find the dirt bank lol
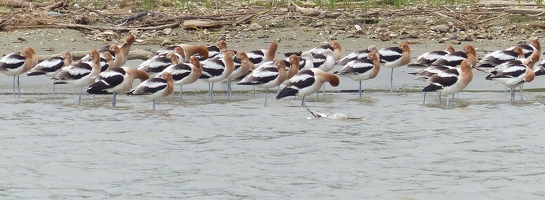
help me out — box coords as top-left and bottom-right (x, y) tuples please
(1, 0), (544, 49)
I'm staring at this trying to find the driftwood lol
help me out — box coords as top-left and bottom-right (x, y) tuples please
(1, 0), (50, 8)
(476, 1), (538, 7)
(182, 19), (221, 29)
(114, 12), (148, 25)
(477, 13), (508, 24)
(55, 22), (180, 32)
(506, 8), (545, 15)
(433, 11), (454, 20)
(0, 0), (66, 10)
(288, 1), (324, 16)
(234, 8), (273, 25)
(37, 49), (154, 62)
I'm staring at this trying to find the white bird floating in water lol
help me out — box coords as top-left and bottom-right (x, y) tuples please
(305, 108), (352, 120)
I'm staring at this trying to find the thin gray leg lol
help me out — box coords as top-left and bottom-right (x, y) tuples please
(389, 68), (394, 93)
(52, 79), (56, 96)
(520, 85), (524, 101)
(423, 92), (427, 104)
(12, 76), (16, 97)
(112, 92), (117, 107)
(78, 87), (82, 104)
(359, 81), (362, 98)
(210, 82), (214, 101)
(264, 89), (268, 105)
(17, 75), (20, 97)
(228, 79), (232, 99)
(322, 84), (326, 95)
(510, 88), (514, 105)
(179, 85), (183, 102)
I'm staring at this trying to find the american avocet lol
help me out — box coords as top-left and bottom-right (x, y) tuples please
(378, 42), (411, 93)
(336, 51), (381, 98)
(299, 51), (315, 71)
(410, 45), (478, 80)
(246, 41), (278, 67)
(312, 49), (335, 73)
(54, 49), (101, 104)
(408, 45), (455, 68)
(334, 45), (378, 68)
(0, 47), (38, 97)
(205, 40), (229, 60)
(177, 43), (209, 62)
(536, 59), (545, 77)
(90, 45), (118, 72)
(238, 60), (287, 104)
(485, 50), (539, 104)
(308, 40), (342, 61)
(87, 67), (149, 107)
(304, 49), (335, 95)
(409, 44), (477, 103)
(422, 59), (474, 107)
(162, 56), (203, 102)
(113, 34), (135, 68)
(27, 50), (72, 95)
(82, 44), (116, 68)
(276, 68), (340, 107)
(284, 40), (342, 61)
(477, 46), (525, 69)
(138, 48), (182, 77)
(285, 54), (301, 80)
(506, 39), (541, 58)
(431, 44), (477, 68)
(280, 54), (302, 96)
(127, 72), (174, 110)
(226, 51), (255, 98)
(101, 51), (115, 71)
(200, 51), (235, 101)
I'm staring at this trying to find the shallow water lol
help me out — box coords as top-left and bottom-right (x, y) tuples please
(1, 30), (545, 199)
(1, 89), (545, 199)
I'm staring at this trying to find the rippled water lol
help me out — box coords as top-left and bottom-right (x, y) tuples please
(2, 32), (545, 198)
(1, 86), (545, 199)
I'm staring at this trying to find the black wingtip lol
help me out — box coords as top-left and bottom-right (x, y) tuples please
(284, 51), (302, 57)
(276, 87), (298, 100)
(86, 87), (111, 94)
(407, 63), (425, 68)
(422, 84), (442, 92)
(236, 81), (256, 86)
(86, 82), (112, 94)
(27, 72), (45, 76)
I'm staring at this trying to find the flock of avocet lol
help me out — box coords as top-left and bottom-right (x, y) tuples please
(0, 34), (543, 110)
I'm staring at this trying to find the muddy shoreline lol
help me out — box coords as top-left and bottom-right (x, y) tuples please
(1, 0), (545, 99)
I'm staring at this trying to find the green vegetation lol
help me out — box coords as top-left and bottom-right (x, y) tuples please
(536, 0), (543, 7)
(142, 0), (154, 10)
